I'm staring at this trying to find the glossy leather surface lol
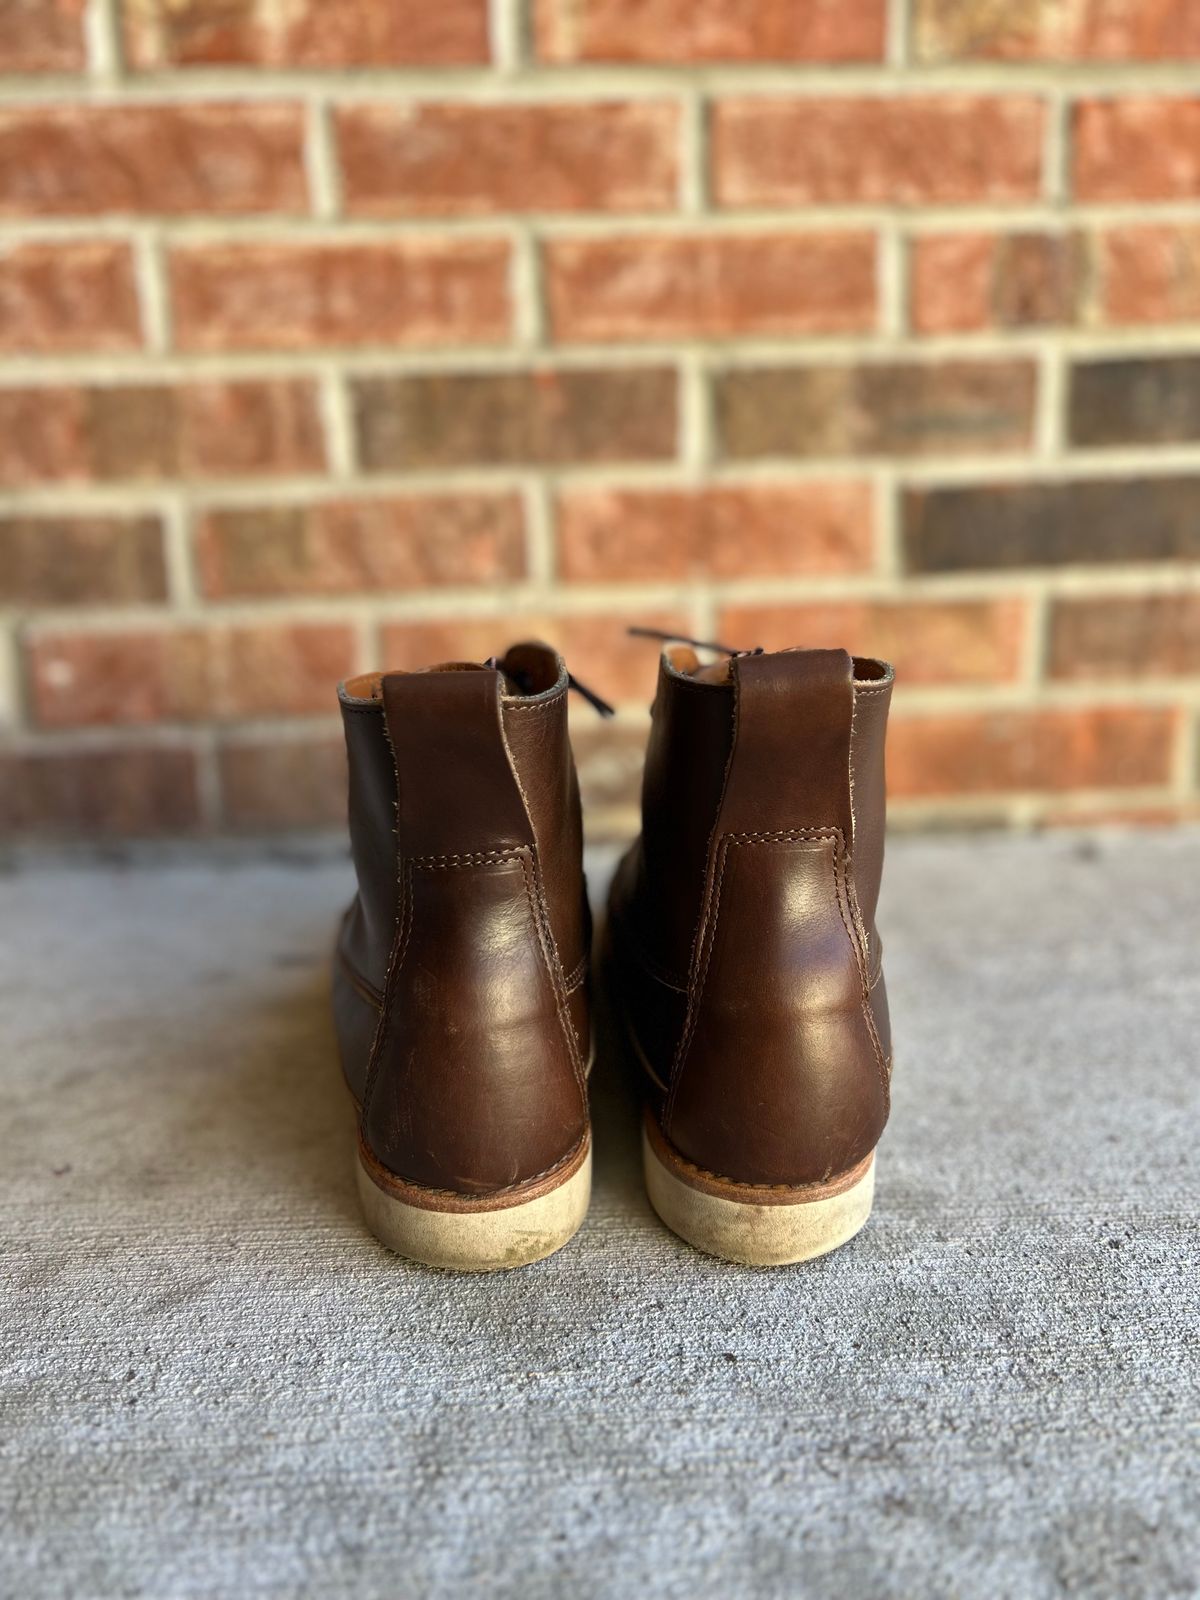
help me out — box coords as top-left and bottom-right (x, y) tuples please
(333, 645), (590, 1196)
(609, 646), (894, 1188)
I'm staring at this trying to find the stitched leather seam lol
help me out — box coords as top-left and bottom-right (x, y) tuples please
(407, 849), (523, 867)
(362, 850), (413, 1122)
(516, 848), (589, 1095)
(666, 829), (741, 1133)
(563, 953), (588, 993)
(668, 668), (742, 1132)
(364, 846), (587, 1123)
(675, 829), (847, 1131)
(666, 827), (890, 1136)
(722, 827), (845, 844)
(832, 847), (890, 1110)
(496, 699), (586, 1084)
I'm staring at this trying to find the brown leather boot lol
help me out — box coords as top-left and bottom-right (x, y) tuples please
(606, 642), (894, 1266)
(333, 642), (593, 1271)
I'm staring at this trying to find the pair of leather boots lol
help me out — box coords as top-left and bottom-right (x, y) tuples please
(333, 637), (894, 1272)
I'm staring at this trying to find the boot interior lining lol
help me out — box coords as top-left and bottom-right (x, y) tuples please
(341, 643), (566, 706)
(669, 647), (891, 688)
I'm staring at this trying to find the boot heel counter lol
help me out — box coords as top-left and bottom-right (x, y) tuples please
(659, 648), (892, 1189)
(359, 666), (586, 1197)
(362, 847), (587, 1195)
(666, 829), (889, 1188)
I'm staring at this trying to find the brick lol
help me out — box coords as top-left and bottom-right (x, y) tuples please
(545, 232), (877, 342)
(557, 482), (872, 581)
(717, 359), (1036, 460)
(169, 239), (511, 352)
(0, 241), (141, 354)
(27, 622), (356, 727)
(1074, 98), (1200, 201)
(888, 707), (1178, 797)
(570, 717), (651, 833)
(0, 515), (166, 606)
(713, 97), (1044, 208)
(716, 599), (1027, 685)
(1038, 799), (1200, 827)
(1099, 224), (1200, 324)
(915, 0), (1200, 60)
(1070, 355), (1200, 447)
(380, 609), (688, 704)
(353, 368), (677, 471)
(218, 738), (347, 830)
(196, 493), (525, 598)
(0, 105), (307, 217)
(910, 232), (1083, 333)
(1049, 594), (1200, 679)
(124, 0), (488, 67)
(534, 0), (885, 61)
(0, 745), (200, 835)
(905, 476), (1200, 571)
(336, 102), (679, 217)
(0, 0), (87, 73)
(0, 379), (324, 486)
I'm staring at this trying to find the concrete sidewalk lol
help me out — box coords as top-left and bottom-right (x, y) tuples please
(1, 831), (1197, 1599)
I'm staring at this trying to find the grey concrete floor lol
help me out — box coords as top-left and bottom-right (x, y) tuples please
(1, 831), (1198, 1600)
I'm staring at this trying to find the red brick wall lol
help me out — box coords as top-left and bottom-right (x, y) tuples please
(3, 0), (1200, 837)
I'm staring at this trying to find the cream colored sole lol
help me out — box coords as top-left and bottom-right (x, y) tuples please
(355, 1137), (591, 1273)
(643, 1117), (875, 1267)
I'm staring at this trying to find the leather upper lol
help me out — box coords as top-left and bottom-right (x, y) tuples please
(608, 645), (894, 1188)
(333, 644), (590, 1197)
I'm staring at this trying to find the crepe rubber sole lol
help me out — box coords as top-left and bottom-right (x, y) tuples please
(643, 1113), (875, 1267)
(356, 1135), (591, 1272)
